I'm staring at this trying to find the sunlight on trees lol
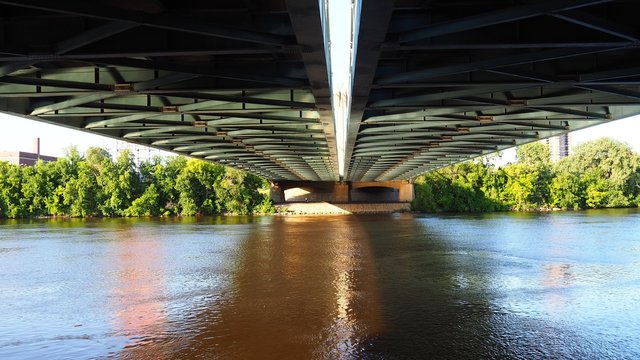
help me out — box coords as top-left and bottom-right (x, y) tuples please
(412, 138), (640, 212)
(0, 147), (274, 218)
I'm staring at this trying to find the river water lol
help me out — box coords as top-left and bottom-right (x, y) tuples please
(1, 209), (639, 359)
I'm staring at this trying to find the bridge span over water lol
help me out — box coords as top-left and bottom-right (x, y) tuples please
(1, 0), (640, 196)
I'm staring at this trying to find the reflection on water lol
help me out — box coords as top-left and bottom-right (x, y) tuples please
(174, 216), (383, 359)
(0, 210), (639, 359)
(110, 226), (170, 359)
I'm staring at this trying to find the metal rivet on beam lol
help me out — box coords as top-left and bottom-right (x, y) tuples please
(509, 99), (528, 106)
(162, 106), (179, 113)
(192, 121), (208, 128)
(112, 83), (134, 92)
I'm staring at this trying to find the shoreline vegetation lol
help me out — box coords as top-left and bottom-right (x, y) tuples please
(411, 137), (640, 213)
(0, 146), (274, 219)
(1, 137), (638, 218)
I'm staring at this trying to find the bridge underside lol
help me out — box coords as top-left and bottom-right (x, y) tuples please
(2, 1), (640, 183)
(0, 0), (338, 181)
(347, 0), (640, 181)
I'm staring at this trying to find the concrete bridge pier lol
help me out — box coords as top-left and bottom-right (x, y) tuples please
(269, 183), (286, 204)
(269, 181), (414, 204)
(398, 182), (414, 203)
(333, 182), (350, 203)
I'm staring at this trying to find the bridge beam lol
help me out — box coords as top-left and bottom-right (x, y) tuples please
(286, 0), (339, 180)
(346, 1), (395, 181)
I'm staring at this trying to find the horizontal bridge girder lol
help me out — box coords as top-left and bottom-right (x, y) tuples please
(0, 0), (294, 46)
(376, 47), (617, 85)
(398, 0), (611, 43)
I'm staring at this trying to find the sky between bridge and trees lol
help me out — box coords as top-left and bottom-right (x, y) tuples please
(1, 111), (639, 165)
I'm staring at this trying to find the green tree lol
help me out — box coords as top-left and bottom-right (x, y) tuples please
(0, 162), (24, 217)
(412, 160), (507, 212)
(503, 163), (540, 210)
(20, 161), (54, 216)
(156, 156), (186, 214)
(0, 147), (276, 218)
(98, 150), (140, 216)
(481, 166), (509, 206)
(556, 138), (639, 208)
(125, 183), (160, 216)
(214, 167), (267, 214)
(63, 161), (99, 217)
(503, 142), (553, 209)
(0, 162), (7, 216)
(549, 172), (584, 209)
(175, 159), (223, 215)
(516, 142), (550, 166)
(46, 146), (84, 216)
(85, 147), (112, 169)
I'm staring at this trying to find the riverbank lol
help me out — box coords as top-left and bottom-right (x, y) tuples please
(275, 202), (411, 215)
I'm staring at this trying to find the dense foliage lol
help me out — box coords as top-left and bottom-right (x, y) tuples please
(0, 147), (274, 218)
(412, 138), (640, 212)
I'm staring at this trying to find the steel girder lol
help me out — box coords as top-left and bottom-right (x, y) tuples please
(346, 0), (640, 181)
(0, 0), (337, 181)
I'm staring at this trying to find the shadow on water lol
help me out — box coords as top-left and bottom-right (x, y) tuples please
(359, 211), (640, 359)
(351, 213), (499, 359)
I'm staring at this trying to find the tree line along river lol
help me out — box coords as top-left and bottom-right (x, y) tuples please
(2, 137), (640, 219)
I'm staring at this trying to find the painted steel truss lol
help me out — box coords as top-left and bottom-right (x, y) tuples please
(347, 0), (640, 181)
(0, 0), (337, 181)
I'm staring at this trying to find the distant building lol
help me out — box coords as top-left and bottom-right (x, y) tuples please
(0, 151), (57, 166)
(0, 137), (57, 166)
(544, 133), (571, 162)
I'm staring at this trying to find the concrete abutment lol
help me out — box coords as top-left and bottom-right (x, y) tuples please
(269, 181), (414, 204)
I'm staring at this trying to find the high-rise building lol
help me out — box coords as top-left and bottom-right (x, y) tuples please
(545, 133), (571, 162)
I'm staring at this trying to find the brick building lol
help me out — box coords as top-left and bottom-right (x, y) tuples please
(0, 138), (57, 166)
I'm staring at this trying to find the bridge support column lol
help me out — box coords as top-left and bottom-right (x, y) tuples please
(332, 182), (350, 203)
(398, 181), (414, 202)
(269, 183), (285, 204)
